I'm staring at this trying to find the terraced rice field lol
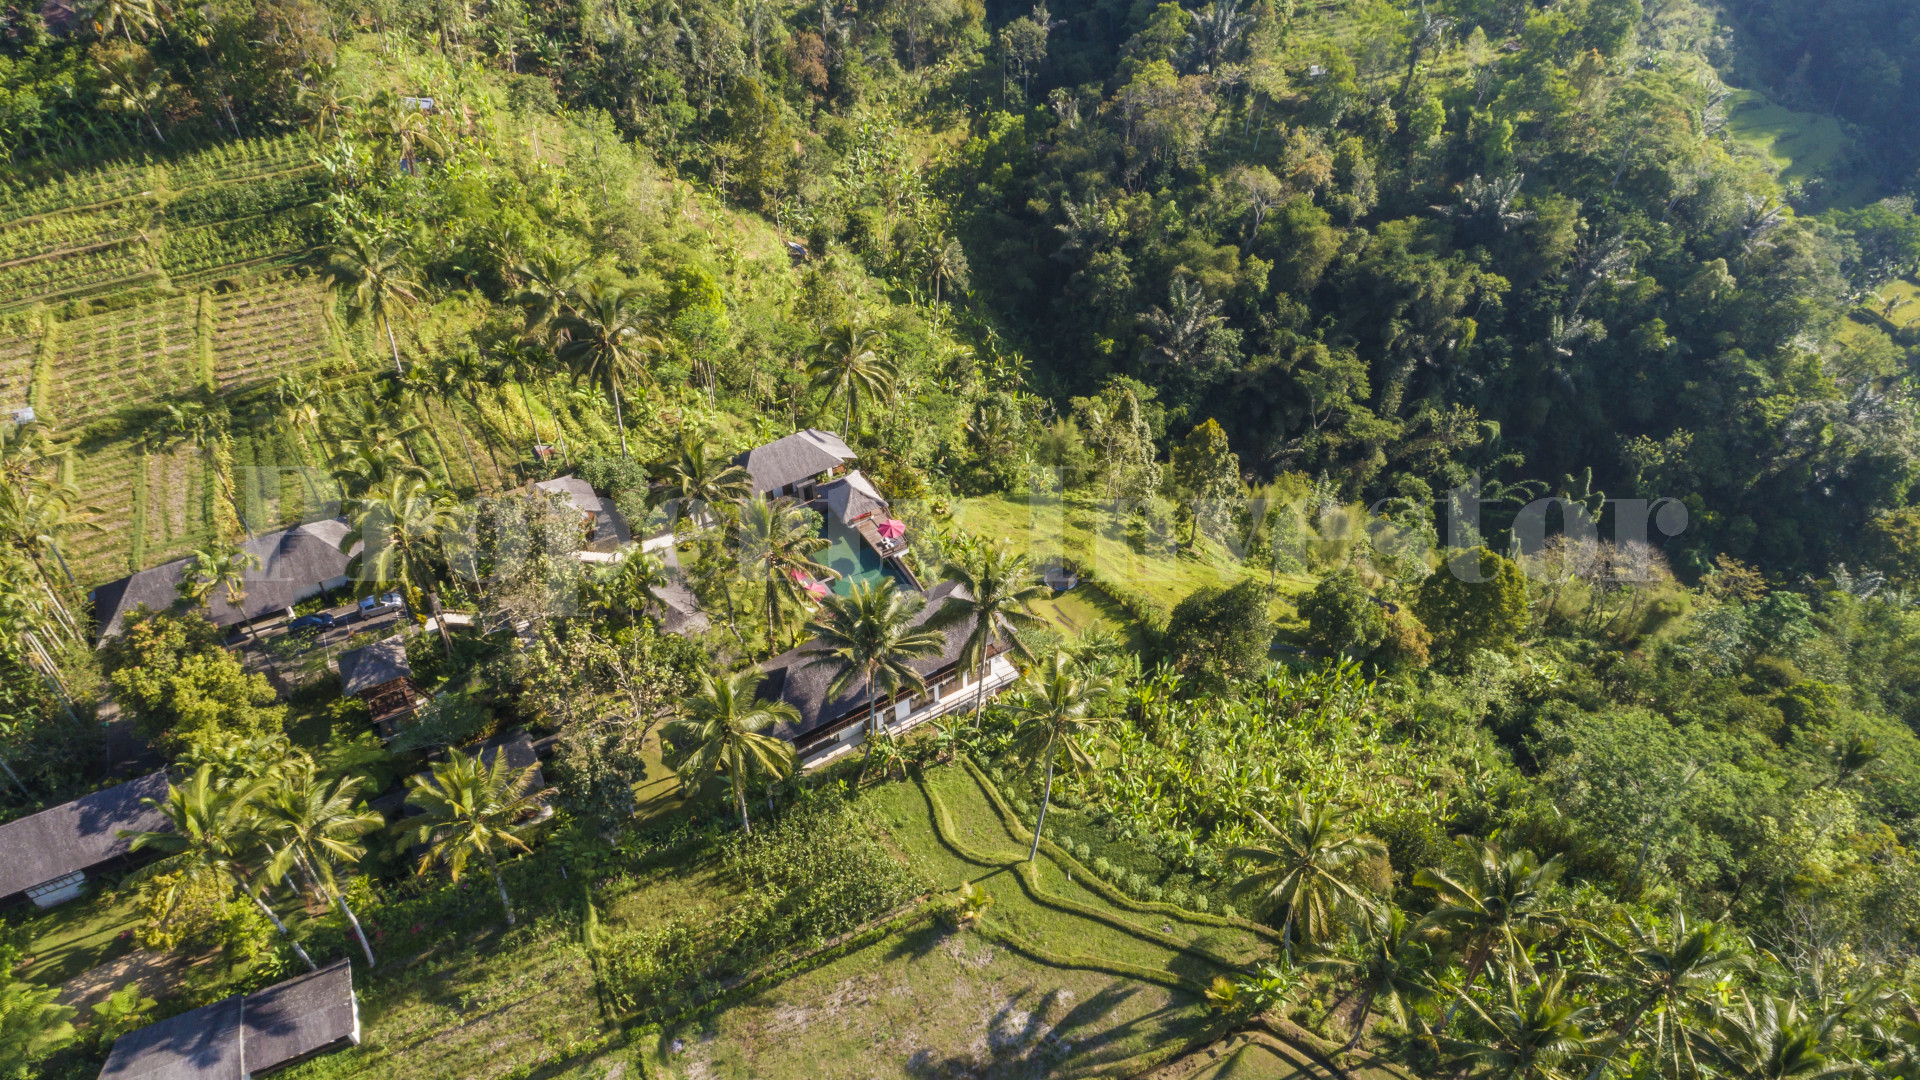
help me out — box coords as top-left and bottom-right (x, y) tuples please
(0, 135), (349, 578)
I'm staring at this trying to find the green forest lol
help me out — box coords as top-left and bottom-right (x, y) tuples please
(2, 0), (1920, 1077)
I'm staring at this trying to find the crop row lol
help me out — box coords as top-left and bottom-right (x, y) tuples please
(166, 172), (323, 227)
(0, 206), (151, 265)
(0, 162), (154, 225)
(210, 283), (333, 389)
(0, 242), (155, 311)
(50, 298), (201, 426)
(160, 134), (317, 190)
(159, 212), (318, 278)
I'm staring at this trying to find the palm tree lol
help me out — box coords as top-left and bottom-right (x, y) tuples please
(1445, 967), (1596, 1080)
(805, 323), (896, 435)
(927, 237), (969, 304)
(1228, 796), (1386, 961)
(323, 231), (419, 374)
(124, 766), (318, 971)
(0, 978), (74, 1073)
(801, 578), (946, 781)
(552, 284), (661, 458)
(1313, 903), (1436, 1054)
(1004, 651), (1111, 862)
(663, 668), (800, 835)
(586, 549), (673, 627)
(1416, 839), (1567, 1030)
(378, 370), (461, 490)
(406, 748), (554, 925)
(1580, 909), (1744, 1080)
(647, 431), (753, 525)
(253, 769), (384, 968)
(510, 249), (582, 333)
(442, 346), (512, 484)
(735, 494), (833, 651)
(930, 542), (1048, 727)
(1703, 995), (1852, 1080)
(179, 545), (261, 631)
(85, 0), (159, 41)
(339, 475), (461, 614)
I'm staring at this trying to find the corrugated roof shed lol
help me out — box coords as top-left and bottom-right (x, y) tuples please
(99, 960), (359, 1080)
(529, 476), (603, 518)
(91, 520), (357, 639)
(733, 429), (855, 496)
(337, 636), (413, 697)
(0, 771), (170, 901)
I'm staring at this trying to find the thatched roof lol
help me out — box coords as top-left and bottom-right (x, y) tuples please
(757, 581), (979, 741)
(91, 520), (357, 639)
(98, 960), (359, 1080)
(733, 429), (855, 496)
(0, 771), (169, 900)
(821, 470), (888, 525)
(337, 636), (412, 697)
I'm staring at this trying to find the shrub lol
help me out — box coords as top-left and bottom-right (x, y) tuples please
(1222, 903), (1239, 919)
(1191, 893), (1209, 913)
(1126, 872), (1146, 895)
(1093, 856), (1113, 877)
(1165, 887), (1189, 908)
(1145, 885), (1164, 902)
(1074, 841), (1092, 860)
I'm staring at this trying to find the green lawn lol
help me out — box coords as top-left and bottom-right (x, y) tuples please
(948, 493), (1252, 612)
(11, 886), (142, 987)
(1724, 88), (1877, 207)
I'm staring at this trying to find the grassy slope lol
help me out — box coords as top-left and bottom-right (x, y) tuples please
(268, 760), (1287, 1080)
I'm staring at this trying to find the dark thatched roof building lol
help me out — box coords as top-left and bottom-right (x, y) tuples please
(98, 959), (360, 1080)
(337, 636), (421, 734)
(733, 429), (856, 499)
(90, 519), (357, 640)
(0, 771), (169, 908)
(756, 582), (1018, 763)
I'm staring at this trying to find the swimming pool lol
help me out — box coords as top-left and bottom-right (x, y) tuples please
(819, 527), (906, 595)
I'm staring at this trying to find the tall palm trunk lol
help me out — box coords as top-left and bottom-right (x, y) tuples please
(294, 851), (376, 968)
(541, 381), (572, 465)
(611, 382), (630, 459)
(732, 757), (753, 836)
(439, 399), (484, 490)
(383, 313), (403, 374)
(858, 672), (880, 784)
(0, 755), (27, 795)
(1028, 738), (1057, 863)
(462, 393), (509, 486)
(1340, 987), (1376, 1054)
(481, 846), (514, 925)
(514, 380), (540, 459)
(244, 885), (318, 971)
(415, 406), (458, 488)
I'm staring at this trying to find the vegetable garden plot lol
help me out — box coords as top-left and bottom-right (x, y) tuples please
(159, 134), (316, 190)
(0, 206), (151, 265)
(0, 240), (157, 312)
(211, 281), (333, 390)
(0, 160), (154, 225)
(47, 298), (199, 426)
(0, 330), (37, 410)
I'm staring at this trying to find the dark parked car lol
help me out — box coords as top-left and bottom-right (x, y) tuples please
(287, 612), (336, 633)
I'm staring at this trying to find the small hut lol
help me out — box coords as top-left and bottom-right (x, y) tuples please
(337, 636), (422, 735)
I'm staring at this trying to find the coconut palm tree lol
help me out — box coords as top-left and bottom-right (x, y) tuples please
(806, 323), (896, 435)
(1312, 903), (1436, 1054)
(1702, 995), (1852, 1080)
(406, 748), (554, 926)
(416, 354), (488, 489)
(552, 284), (661, 459)
(646, 431), (753, 525)
(664, 668), (800, 835)
(1586, 909), (1745, 1080)
(323, 231), (419, 374)
(85, 0), (160, 41)
(1004, 650), (1111, 862)
(253, 768), (384, 968)
(735, 494), (833, 652)
(1444, 968), (1596, 1080)
(377, 369), (462, 490)
(123, 766), (318, 971)
(1228, 795), (1386, 961)
(510, 249), (583, 333)
(339, 475), (461, 614)
(441, 346), (512, 483)
(801, 578), (946, 781)
(1416, 839), (1567, 1030)
(178, 545), (262, 631)
(585, 549), (673, 627)
(929, 542), (1048, 727)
